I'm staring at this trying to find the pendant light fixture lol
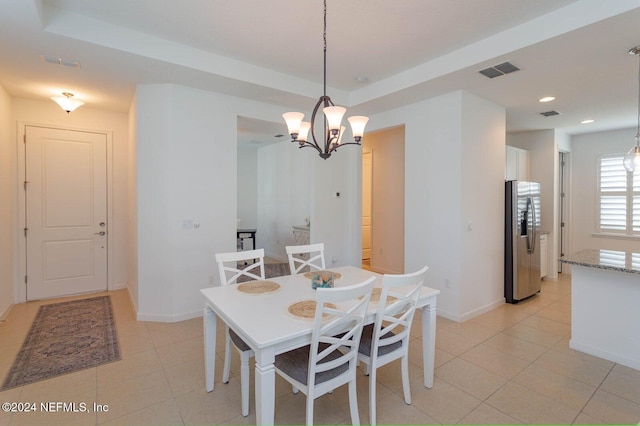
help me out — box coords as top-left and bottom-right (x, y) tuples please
(623, 46), (640, 172)
(51, 92), (84, 113)
(282, 0), (369, 160)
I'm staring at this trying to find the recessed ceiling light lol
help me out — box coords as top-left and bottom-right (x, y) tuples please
(356, 76), (368, 83)
(539, 96), (555, 103)
(580, 119), (594, 124)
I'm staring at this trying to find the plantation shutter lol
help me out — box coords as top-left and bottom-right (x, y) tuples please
(598, 153), (640, 235)
(599, 155), (627, 232)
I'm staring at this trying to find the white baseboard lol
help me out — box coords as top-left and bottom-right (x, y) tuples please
(570, 339), (640, 371)
(459, 298), (505, 322)
(136, 309), (202, 323)
(111, 282), (127, 290)
(435, 298), (504, 323)
(0, 303), (13, 322)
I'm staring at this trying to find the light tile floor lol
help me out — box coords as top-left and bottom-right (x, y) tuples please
(1, 274), (639, 425)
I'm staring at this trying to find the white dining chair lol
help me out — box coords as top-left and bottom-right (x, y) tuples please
(214, 248), (265, 417)
(274, 276), (376, 426)
(286, 243), (326, 274)
(357, 265), (429, 426)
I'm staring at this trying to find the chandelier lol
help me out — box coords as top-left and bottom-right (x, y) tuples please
(282, 0), (369, 160)
(624, 46), (640, 172)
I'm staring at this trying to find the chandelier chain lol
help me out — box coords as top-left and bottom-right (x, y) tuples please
(323, 0), (327, 98)
(637, 52), (640, 140)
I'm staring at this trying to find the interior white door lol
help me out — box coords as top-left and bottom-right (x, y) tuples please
(25, 126), (107, 300)
(362, 150), (372, 261)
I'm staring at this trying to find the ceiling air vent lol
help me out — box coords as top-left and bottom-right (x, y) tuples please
(540, 110), (560, 117)
(479, 61), (520, 79)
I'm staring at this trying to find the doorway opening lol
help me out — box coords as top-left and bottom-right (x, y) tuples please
(361, 126), (405, 274)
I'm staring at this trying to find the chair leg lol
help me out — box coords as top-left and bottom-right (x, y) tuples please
(305, 394), (314, 426)
(369, 367), (377, 426)
(223, 332), (232, 384)
(240, 351), (250, 417)
(348, 378), (361, 426)
(401, 355), (411, 405)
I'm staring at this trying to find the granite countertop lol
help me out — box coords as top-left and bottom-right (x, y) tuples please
(560, 249), (640, 275)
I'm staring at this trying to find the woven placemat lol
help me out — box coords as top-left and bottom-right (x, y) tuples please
(287, 300), (337, 320)
(237, 280), (280, 295)
(367, 288), (397, 304)
(302, 270), (342, 280)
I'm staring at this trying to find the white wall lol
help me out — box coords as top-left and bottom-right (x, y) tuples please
(0, 84), (12, 317)
(256, 140), (313, 261)
(132, 85), (504, 322)
(460, 92), (506, 318)
(133, 84), (315, 320)
(237, 147), (258, 230)
(571, 127), (639, 252)
(369, 91), (505, 321)
(362, 126), (405, 274)
(127, 94), (139, 312)
(10, 97), (129, 301)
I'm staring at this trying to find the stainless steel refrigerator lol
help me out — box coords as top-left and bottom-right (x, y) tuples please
(505, 180), (541, 303)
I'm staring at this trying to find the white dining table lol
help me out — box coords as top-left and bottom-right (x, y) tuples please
(201, 265), (439, 426)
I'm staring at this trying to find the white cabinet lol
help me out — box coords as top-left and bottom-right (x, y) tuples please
(505, 146), (530, 181)
(292, 225), (310, 245)
(540, 233), (548, 278)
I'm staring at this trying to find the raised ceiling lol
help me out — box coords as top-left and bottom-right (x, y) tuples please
(1, 0), (640, 143)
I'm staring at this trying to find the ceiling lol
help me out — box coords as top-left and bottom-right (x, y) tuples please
(2, 0), (640, 147)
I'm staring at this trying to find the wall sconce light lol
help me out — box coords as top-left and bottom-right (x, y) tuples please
(51, 92), (84, 113)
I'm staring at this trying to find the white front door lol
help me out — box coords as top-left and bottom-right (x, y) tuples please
(25, 126), (108, 300)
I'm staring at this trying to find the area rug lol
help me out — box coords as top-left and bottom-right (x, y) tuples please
(237, 262), (291, 282)
(1, 296), (121, 390)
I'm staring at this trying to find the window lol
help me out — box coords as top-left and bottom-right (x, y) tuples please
(598, 154), (640, 235)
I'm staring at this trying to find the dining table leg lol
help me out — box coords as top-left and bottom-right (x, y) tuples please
(254, 347), (276, 426)
(421, 299), (437, 388)
(203, 304), (217, 392)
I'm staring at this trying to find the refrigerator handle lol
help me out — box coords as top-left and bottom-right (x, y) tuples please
(530, 197), (537, 253)
(525, 197), (532, 253)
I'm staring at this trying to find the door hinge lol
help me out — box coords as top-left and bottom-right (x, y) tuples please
(23, 181), (28, 191)
(23, 134), (26, 144)
(24, 275), (27, 284)
(561, 222), (565, 227)
(23, 227), (28, 237)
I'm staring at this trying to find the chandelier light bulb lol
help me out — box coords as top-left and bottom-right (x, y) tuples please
(282, 112), (304, 139)
(347, 116), (369, 141)
(323, 106), (346, 134)
(298, 121), (311, 142)
(623, 137), (640, 172)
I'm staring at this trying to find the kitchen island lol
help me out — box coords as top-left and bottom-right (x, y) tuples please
(560, 249), (640, 370)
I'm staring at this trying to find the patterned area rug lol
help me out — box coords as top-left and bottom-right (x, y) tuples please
(237, 262), (291, 282)
(1, 296), (121, 390)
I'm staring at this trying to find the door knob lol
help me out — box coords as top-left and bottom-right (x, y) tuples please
(94, 231), (106, 236)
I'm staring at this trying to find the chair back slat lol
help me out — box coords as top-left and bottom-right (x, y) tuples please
(215, 248), (266, 286)
(307, 276), (375, 388)
(286, 243), (326, 274)
(372, 266), (429, 355)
